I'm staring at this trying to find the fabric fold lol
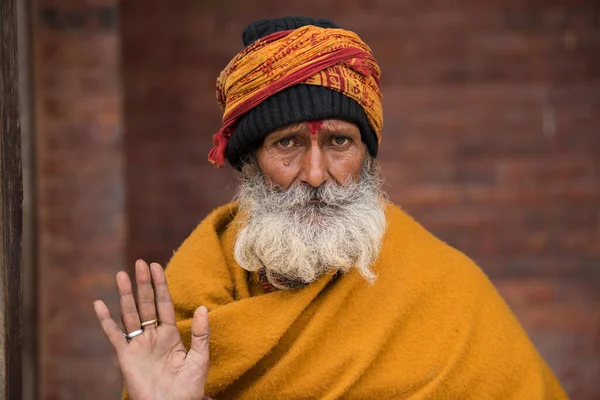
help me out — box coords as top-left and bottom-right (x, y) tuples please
(123, 203), (567, 399)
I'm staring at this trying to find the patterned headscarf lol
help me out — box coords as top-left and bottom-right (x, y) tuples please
(209, 25), (383, 167)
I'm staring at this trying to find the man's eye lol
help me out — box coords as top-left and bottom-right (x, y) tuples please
(332, 136), (350, 146)
(277, 138), (295, 148)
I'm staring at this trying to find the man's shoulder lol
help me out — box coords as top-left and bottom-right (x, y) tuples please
(185, 202), (240, 241)
(380, 203), (506, 327)
(167, 202), (238, 270)
(381, 202), (490, 290)
(383, 202), (467, 260)
(201, 202), (240, 230)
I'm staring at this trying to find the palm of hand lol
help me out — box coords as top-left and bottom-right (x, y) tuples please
(94, 260), (210, 400)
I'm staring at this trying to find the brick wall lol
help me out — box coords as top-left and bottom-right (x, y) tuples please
(32, 1), (125, 398)
(32, 0), (599, 398)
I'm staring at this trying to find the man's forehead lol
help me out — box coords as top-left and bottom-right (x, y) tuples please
(276, 119), (360, 135)
(308, 120), (324, 135)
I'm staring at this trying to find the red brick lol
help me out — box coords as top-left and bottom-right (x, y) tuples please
(32, 1), (125, 398)
(495, 278), (600, 399)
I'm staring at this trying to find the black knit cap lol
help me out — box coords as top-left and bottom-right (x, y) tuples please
(225, 16), (379, 170)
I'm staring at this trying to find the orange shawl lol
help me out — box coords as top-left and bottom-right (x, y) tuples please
(123, 203), (567, 399)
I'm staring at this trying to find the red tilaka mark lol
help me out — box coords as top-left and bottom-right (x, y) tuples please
(308, 120), (324, 135)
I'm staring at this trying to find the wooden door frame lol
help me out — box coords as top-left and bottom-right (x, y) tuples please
(0, 0), (24, 397)
(17, 0), (36, 396)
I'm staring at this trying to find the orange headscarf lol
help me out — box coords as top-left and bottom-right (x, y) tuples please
(209, 25), (383, 167)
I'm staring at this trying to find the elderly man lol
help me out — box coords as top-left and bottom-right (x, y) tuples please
(94, 16), (567, 399)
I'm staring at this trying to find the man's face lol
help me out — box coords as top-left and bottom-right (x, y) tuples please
(255, 119), (366, 190)
(233, 120), (386, 289)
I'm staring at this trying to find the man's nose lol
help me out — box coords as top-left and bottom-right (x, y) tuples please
(298, 147), (329, 188)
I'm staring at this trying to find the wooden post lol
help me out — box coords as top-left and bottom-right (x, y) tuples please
(0, 0), (24, 397)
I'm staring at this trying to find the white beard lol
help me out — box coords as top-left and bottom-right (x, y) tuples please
(233, 160), (387, 290)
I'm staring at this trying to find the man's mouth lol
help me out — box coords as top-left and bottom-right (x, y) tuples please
(309, 197), (325, 205)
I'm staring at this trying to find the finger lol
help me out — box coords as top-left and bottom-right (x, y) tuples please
(188, 306), (210, 372)
(117, 271), (142, 334)
(150, 262), (177, 325)
(135, 260), (157, 331)
(93, 300), (127, 351)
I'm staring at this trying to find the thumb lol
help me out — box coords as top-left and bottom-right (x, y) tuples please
(189, 306), (210, 362)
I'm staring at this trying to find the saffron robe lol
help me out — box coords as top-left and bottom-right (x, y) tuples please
(128, 203), (568, 399)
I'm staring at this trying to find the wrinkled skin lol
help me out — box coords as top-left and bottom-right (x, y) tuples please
(94, 260), (210, 400)
(257, 119), (366, 189)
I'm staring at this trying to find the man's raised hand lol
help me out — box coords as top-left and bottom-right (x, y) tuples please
(93, 260), (210, 400)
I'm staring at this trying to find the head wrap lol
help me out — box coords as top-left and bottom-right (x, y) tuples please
(209, 19), (383, 168)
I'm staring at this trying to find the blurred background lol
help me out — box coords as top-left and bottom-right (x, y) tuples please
(14, 0), (599, 398)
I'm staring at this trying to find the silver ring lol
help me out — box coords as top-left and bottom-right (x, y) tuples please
(141, 319), (157, 327)
(123, 329), (143, 340)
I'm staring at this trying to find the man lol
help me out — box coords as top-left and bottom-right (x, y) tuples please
(94, 16), (568, 399)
